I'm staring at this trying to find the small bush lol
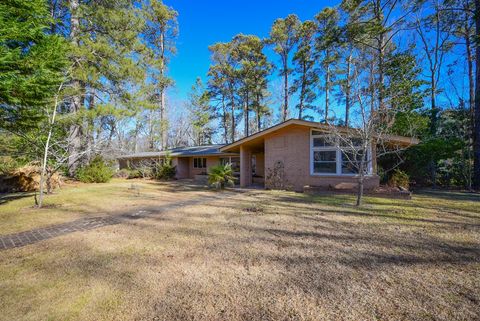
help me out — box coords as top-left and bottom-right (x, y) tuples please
(114, 168), (131, 178)
(128, 169), (144, 179)
(0, 156), (19, 175)
(155, 162), (176, 180)
(76, 156), (114, 183)
(208, 164), (235, 189)
(389, 169), (410, 190)
(129, 164), (154, 178)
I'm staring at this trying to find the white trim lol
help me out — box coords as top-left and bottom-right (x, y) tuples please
(309, 128), (373, 177)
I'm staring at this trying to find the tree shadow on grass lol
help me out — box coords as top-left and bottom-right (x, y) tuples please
(0, 192), (35, 206)
(0, 191), (236, 250)
(415, 189), (480, 202)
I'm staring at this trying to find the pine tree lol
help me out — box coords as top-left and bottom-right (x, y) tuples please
(268, 14), (301, 121)
(0, 0), (67, 131)
(188, 78), (214, 145)
(291, 20), (318, 120)
(474, 0), (480, 189)
(142, 0), (178, 150)
(315, 7), (341, 123)
(232, 34), (271, 136)
(63, 0), (148, 174)
(208, 42), (239, 143)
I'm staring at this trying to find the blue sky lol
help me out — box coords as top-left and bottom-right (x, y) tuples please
(164, 0), (334, 102)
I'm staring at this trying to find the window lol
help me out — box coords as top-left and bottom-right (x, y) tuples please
(220, 157), (240, 173)
(313, 150), (337, 174)
(193, 157), (206, 169)
(310, 130), (372, 176)
(219, 158), (229, 166)
(341, 150), (366, 174)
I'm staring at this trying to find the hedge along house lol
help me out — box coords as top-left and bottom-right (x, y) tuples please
(219, 119), (419, 192)
(117, 145), (240, 180)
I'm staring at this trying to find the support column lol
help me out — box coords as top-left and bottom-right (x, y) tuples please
(240, 145), (252, 187)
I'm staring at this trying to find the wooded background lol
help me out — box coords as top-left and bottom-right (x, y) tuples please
(0, 0), (479, 189)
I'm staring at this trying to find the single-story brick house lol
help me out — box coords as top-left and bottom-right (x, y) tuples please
(118, 119), (418, 191)
(118, 145), (240, 180)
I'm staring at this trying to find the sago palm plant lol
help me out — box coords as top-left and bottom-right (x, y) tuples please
(208, 163), (235, 189)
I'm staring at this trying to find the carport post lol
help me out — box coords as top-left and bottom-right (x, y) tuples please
(240, 145), (252, 187)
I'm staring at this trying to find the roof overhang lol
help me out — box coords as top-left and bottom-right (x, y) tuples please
(220, 119), (419, 153)
(117, 152), (238, 160)
(117, 145), (239, 160)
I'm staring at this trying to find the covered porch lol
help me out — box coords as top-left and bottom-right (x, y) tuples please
(222, 135), (265, 188)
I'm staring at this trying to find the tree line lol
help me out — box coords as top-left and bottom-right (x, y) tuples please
(1, 0), (178, 175)
(0, 0), (479, 189)
(190, 0), (479, 189)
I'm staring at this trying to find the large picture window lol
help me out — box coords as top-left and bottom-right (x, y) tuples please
(310, 130), (372, 176)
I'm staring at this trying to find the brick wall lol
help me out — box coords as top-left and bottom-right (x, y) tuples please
(189, 156), (221, 178)
(264, 125), (379, 192)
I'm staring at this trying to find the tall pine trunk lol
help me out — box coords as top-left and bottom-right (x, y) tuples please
(85, 89), (95, 162)
(325, 59), (330, 124)
(474, 0), (480, 189)
(222, 96), (228, 144)
(159, 32), (168, 150)
(256, 92), (261, 132)
(345, 52), (352, 127)
(67, 0), (82, 177)
(244, 91), (249, 137)
(298, 61), (307, 120)
(230, 83), (236, 143)
(283, 55), (289, 121)
(466, 10), (474, 189)
(375, 0), (386, 116)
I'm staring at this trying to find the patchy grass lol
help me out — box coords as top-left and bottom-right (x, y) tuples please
(0, 180), (479, 321)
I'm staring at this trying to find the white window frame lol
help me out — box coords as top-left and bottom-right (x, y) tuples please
(310, 129), (373, 176)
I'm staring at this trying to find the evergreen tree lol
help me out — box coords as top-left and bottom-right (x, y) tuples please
(0, 0), (67, 131)
(208, 42), (239, 143)
(232, 34), (271, 136)
(187, 78), (214, 145)
(291, 20), (318, 120)
(142, 0), (178, 150)
(474, 0), (480, 189)
(315, 7), (341, 123)
(268, 14), (301, 121)
(207, 67), (230, 143)
(65, 0), (148, 174)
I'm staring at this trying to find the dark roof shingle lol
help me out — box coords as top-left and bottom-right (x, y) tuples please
(118, 144), (237, 159)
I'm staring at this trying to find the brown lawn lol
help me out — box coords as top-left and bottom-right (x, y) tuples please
(0, 179), (479, 321)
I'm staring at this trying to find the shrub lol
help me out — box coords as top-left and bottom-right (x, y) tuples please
(128, 169), (144, 179)
(129, 162), (154, 178)
(76, 156), (114, 183)
(265, 160), (291, 190)
(155, 162), (176, 180)
(389, 169), (410, 190)
(208, 164), (235, 189)
(0, 156), (19, 175)
(153, 154), (176, 180)
(114, 168), (131, 178)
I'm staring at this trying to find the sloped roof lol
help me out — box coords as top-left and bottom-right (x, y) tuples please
(220, 119), (420, 152)
(117, 144), (237, 159)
